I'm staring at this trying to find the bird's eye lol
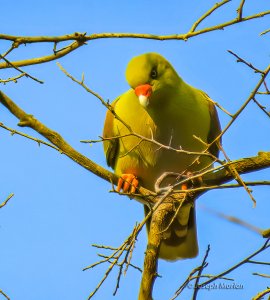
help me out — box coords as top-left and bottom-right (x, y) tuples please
(150, 68), (158, 79)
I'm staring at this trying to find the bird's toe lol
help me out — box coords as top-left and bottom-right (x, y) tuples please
(117, 174), (138, 194)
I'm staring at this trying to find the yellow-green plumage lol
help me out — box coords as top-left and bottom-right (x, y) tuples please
(103, 53), (221, 260)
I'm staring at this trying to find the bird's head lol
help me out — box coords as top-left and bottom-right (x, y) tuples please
(125, 53), (181, 109)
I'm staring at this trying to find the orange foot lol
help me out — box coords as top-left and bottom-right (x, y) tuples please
(117, 174), (139, 194)
(180, 171), (202, 190)
(180, 171), (194, 190)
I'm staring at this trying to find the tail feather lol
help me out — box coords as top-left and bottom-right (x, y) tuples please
(145, 203), (198, 261)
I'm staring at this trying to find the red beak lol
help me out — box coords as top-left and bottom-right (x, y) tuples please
(134, 84), (152, 98)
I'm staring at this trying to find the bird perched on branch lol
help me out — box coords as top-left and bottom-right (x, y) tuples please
(103, 53), (221, 260)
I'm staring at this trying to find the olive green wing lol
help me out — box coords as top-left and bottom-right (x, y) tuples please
(103, 99), (120, 169)
(202, 92), (222, 157)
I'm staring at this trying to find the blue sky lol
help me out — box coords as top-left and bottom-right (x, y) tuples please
(0, 1), (270, 299)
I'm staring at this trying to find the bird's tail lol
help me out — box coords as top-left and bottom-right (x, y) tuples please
(144, 202), (198, 261)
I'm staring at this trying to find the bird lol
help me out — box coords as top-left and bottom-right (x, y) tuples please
(103, 53), (221, 260)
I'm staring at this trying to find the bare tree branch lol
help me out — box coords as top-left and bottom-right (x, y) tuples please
(0, 9), (268, 46)
(0, 4), (269, 70)
(0, 40), (84, 70)
(1, 52), (270, 300)
(212, 63), (270, 143)
(1, 89), (270, 205)
(0, 2), (269, 299)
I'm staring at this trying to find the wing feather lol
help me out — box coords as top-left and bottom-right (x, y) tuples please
(202, 93), (222, 157)
(103, 99), (119, 169)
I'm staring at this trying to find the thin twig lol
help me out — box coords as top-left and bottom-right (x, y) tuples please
(1, 44), (17, 58)
(0, 9), (268, 45)
(57, 62), (132, 132)
(85, 233), (134, 299)
(249, 260), (270, 266)
(0, 193), (14, 209)
(212, 62), (270, 148)
(1, 81), (270, 298)
(0, 54), (43, 83)
(208, 98), (233, 117)
(85, 213), (153, 298)
(253, 98), (270, 118)
(172, 246), (228, 300)
(263, 80), (270, 93)
(192, 245), (211, 300)
(171, 266), (203, 300)
(92, 244), (124, 251)
(97, 253), (142, 273)
(113, 224), (139, 295)
(198, 239), (270, 288)
(260, 28), (270, 36)
(228, 50), (264, 74)
(167, 57), (270, 196)
(88, 226), (141, 298)
(59, 64), (219, 163)
(0, 122), (61, 152)
(0, 41), (84, 70)
(202, 206), (263, 236)
(253, 272), (270, 278)
(237, 0), (246, 20)
(81, 134), (217, 160)
(0, 73), (26, 84)
(168, 155), (270, 194)
(0, 290), (10, 300)
(189, 0), (231, 33)
(173, 180), (270, 194)
(257, 91), (270, 95)
(220, 143), (256, 206)
(0, 7), (268, 70)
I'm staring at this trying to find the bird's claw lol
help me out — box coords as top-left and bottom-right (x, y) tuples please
(180, 171), (202, 190)
(117, 174), (139, 194)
